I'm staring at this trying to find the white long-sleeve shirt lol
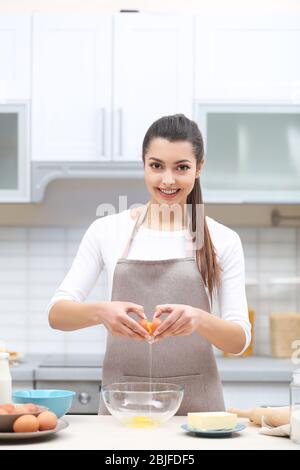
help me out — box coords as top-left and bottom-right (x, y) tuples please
(46, 208), (251, 354)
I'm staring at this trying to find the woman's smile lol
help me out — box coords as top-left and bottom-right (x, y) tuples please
(157, 187), (181, 199)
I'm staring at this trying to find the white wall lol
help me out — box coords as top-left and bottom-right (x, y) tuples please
(0, 222), (299, 356)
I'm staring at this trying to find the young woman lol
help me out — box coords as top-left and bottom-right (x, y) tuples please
(48, 114), (251, 414)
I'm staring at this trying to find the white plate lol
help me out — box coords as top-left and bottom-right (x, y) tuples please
(181, 422), (246, 437)
(0, 419), (68, 440)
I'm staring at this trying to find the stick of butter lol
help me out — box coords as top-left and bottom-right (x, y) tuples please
(187, 412), (237, 430)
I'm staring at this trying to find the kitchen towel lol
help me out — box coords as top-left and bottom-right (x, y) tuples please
(259, 417), (290, 437)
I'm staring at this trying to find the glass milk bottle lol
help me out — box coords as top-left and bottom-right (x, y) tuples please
(290, 368), (300, 444)
(0, 352), (12, 404)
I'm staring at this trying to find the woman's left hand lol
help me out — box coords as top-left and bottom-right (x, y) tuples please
(152, 304), (202, 340)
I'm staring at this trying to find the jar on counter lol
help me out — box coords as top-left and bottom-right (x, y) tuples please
(290, 368), (300, 444)
(0, 352), (12, 404)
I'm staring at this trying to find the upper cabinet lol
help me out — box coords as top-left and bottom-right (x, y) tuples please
(0, 14), (31, 101)
(0, 103), (30, 202)
(31, 14), (112, 161)
(113, 14), (194, 161)
(31, 13), (194, 162)
(1, 10), (300, 202)
(194, 12), (300, 203)
(195, 13), (300, 102)
(197, 103), (300, 203)
(0, 15), (30, 202)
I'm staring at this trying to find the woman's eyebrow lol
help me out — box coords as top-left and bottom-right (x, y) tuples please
(148, 157), (192, 164)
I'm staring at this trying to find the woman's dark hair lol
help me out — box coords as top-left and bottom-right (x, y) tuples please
(142, 113), (221, 303)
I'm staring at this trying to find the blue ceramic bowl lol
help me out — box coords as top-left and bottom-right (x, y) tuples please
(12, 390), (76, 418)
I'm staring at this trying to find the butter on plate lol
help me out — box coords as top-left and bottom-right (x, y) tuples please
(187, 412), (237, 430)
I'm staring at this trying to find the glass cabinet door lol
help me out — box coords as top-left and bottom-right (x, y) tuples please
(198, 105), (300, 203)
(0, 113), (18, 189)
(0, 104), (29, 202)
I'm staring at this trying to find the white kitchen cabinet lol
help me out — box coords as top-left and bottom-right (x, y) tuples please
(197, 103), (300, 203)
(218, 357), (293, 409)
(195, 12), (300, 102)
(0, 14), (31, 101)
(31, 13), (194, 163)
(222, 382), (289, 409)
(0, 103), (30, 202)
(113, 13), (194, 161)
(32, 14), (112, 162)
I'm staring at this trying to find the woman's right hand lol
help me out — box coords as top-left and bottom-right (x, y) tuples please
(100, 301), (150, 340)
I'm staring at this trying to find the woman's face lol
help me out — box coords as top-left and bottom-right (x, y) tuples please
(144, 137), (204, 208)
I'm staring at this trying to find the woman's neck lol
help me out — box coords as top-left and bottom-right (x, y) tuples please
(143, 201), (189, 231)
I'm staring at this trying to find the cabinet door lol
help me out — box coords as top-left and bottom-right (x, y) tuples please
(0, 14), (31, 100)
(0, 104), (30, 202)
(32, 14), (112, 161)
(195, 12), (300, 101)
(113, 14), (194, 161)
(198, 105), (300, 203)
(222, 382), (289, 409)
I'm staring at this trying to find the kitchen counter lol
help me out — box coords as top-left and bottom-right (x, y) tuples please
(0, 416), (298, 450)
(11, 354), (297, 382)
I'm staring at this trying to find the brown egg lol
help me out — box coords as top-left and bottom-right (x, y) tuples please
(14, 405), (32, 414)
(13, 415), (39, 433)
(37, 411), (58, 431)
(0, 404), (15, 414)
(24, 403), (39, 412)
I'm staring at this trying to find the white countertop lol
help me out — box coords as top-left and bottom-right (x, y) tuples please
(0, 416), (298, 450)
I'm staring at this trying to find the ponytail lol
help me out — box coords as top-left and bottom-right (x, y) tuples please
(187, 177), (221, 305)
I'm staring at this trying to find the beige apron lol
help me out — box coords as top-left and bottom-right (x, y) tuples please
(98, 203), (225, 415)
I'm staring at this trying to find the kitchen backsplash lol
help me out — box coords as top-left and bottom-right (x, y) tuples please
(0, 225), (299, 356)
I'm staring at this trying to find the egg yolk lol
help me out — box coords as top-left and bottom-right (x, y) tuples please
(139, 318), (162, 335)
(128, 415), (158, 428)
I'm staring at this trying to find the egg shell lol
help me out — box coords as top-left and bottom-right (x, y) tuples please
(37, 411), (58, 431)
(13, 415), (40, 433)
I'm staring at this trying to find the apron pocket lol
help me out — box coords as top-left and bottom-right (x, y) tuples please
(122, 374), (205, 385)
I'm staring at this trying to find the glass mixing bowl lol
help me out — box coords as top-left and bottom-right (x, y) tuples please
(101, 382), (184, 427)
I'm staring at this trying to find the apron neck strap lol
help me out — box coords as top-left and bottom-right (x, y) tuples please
(121, 202), (150, 259)
(121, 202), (197, 259)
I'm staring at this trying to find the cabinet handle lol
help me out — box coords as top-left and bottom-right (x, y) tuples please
(96, 108), (106, 157)
(118, 108), (123, 158)
(78, 392), (91, 405)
